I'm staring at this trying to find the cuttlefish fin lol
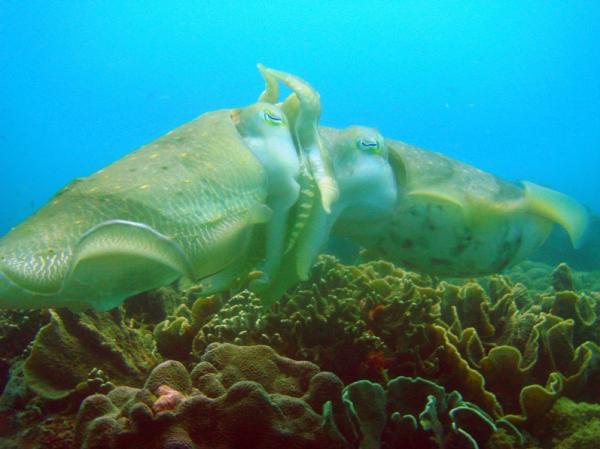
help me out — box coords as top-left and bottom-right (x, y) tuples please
(0, 271), (28, 309)
(408, 189), (465, 209)
(64, 220), (195, 310)
(408, 188), (499, 228)
(523, 181), (589, 249)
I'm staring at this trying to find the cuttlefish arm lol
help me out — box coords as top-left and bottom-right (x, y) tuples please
(259, 126), (398, 304)
(258, 65), (339, 213)
(247, 65), (329, 295)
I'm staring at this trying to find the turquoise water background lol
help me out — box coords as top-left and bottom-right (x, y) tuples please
(1, 1), (599, 239)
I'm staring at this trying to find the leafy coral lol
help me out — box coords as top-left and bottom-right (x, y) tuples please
(333, 375), (523, 449)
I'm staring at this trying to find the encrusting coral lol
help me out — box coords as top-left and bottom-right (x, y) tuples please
(75, 343), (348, 449)
(525, 397), (600, 449)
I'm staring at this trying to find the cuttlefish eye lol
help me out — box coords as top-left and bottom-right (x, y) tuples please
(262, 110), (284, 125)
(356, 136), (381, 154)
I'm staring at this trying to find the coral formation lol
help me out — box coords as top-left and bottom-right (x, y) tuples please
(526, 397), (600, 449)
(74, 344), (525, 449)
(0, 309), (47, 392)
(23, 308), (159, 400)
(75, 343), (347, 449)
(0, 255), (599, 448)
(332, 376), (523, 449)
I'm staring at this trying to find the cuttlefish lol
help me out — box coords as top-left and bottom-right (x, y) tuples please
(0, 66), (589, 310)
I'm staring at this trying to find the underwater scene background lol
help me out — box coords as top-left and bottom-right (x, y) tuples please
(1, 1), (600, 448)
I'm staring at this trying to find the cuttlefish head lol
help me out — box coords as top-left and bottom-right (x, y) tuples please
(231, 102), (299, 185)
(328, 126), (398, 236)
(230, 102), (288, 135)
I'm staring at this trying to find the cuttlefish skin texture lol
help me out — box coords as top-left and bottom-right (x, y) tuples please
(351, 139), (588, 276)
(0, 110), (269, 310)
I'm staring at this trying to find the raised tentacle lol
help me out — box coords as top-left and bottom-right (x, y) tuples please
(259, 67), (339, 213)
(257, 63), (279, 104)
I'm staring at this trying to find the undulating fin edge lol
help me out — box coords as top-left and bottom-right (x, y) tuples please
(523, 181), (590, 249)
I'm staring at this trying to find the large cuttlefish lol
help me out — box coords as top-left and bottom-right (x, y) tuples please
(0, 66), (589, 310)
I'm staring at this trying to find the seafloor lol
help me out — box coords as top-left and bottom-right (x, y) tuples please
(1, 255), (599, 449)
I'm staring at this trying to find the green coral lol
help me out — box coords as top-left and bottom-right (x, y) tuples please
(23, 308), (159, 400)
(526, 397), (600, 449)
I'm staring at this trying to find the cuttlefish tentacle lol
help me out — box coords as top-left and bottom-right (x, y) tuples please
(259, 66), (339, 213)
(257, 63), (279, 104)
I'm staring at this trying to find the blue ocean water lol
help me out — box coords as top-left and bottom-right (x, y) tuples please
(1, 1), (599, 241)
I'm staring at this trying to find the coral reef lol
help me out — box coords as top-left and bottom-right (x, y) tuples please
(74, 344), (524, 449)
(0, 255), (599, 448)
(147, 256), (600, 422)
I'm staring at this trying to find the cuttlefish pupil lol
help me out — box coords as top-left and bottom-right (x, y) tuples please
(263, 110), (283, 125)
(357, 137), (380, 153)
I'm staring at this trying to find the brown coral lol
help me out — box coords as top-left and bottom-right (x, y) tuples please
(75, 343), (347, 449)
